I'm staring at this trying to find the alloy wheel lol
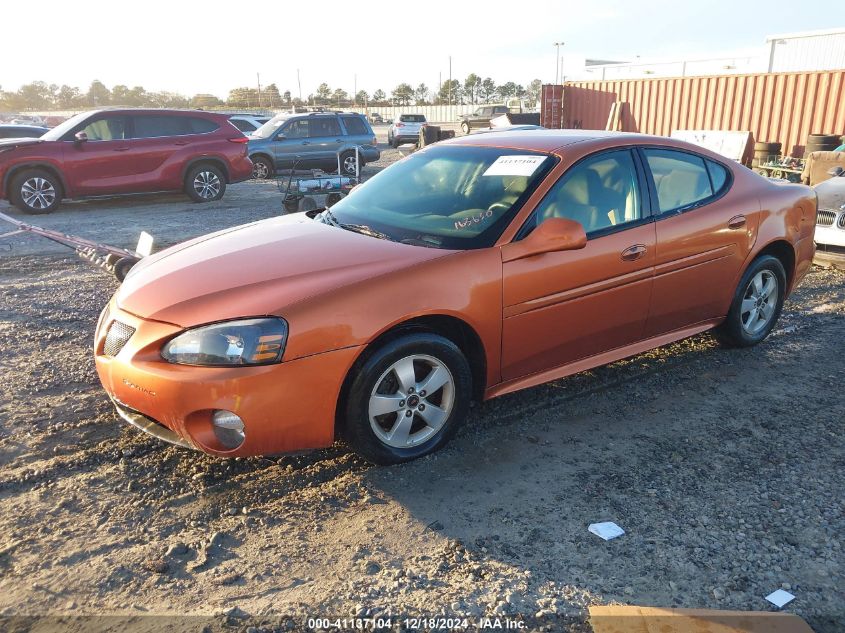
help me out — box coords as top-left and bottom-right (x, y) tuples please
(740, 270), (778, 335)
(252, 161), (269, 179)
(368, 354), (455, 448)
(343, 155), (358, 175)
(20, 177), (56, 210)
(193, 171), (221, 199)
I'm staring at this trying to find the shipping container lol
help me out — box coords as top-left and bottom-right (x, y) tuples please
(541, 69), (845, 157)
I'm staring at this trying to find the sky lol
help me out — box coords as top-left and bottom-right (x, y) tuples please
(2, 0), (837, 100)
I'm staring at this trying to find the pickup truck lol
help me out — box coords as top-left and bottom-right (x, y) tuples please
(458, 105), (509, 134)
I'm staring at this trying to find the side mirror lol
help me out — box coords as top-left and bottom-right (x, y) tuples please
(275, 134), (286, 141)
(74, 131), (88, 143)
(502, 217), (587, 262)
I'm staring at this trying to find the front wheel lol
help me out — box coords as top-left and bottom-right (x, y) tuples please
(185, 164), (226, 202)
(11, 169), (63, 214)
(339, 151), (361, 176)
(251, 155), (273, 179)
(716, 255), (786, 347)
(342, 333), (472, 464)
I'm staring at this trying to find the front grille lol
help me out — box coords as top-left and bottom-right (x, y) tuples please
(103, 320), (135, 357)
(817, 210), (836, 226)
(839, 213), (845, 229)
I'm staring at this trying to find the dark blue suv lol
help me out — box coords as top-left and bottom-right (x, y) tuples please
(247, 112), (379, 178)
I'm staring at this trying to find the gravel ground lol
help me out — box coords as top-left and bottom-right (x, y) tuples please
(0, 145), (842, 632)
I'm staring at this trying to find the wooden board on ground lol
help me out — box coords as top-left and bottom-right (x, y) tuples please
(589, 606), (815, 633)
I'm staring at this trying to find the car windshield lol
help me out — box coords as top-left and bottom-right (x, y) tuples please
(252, 115), (289, 138)
(40, 112), (92, 141)
(326, 145), (554, 250)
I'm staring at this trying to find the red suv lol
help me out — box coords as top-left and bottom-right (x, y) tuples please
(0, 109), (253, 214)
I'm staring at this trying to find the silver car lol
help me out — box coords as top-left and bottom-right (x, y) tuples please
(387, 114), (427, 148)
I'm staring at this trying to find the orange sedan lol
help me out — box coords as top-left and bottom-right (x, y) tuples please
(94, 131), (817, 464)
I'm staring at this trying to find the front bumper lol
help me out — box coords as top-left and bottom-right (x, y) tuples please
(94, 301), (362, 457)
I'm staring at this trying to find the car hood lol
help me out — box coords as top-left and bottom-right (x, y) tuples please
(116, 213), (451, 327)
(0, 137), (44, 149)
(814, 177), (845, 210)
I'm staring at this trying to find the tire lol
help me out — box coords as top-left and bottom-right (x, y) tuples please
(342, 333), (472, 465)
(461, 121), (470, 135)
(338, 150), (361, 176)
(391, 137), (399, 149)
(113, 257), (140, 283)
(715, 255), (786, 347)
(185, 164), (226, 203)
(10, 169), (62, 214)
(251, 155), (273, 179)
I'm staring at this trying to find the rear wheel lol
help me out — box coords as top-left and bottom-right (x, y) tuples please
(11, 169), (62, 214)
(342, 333), (472, 464)
(461, 121), (470, 135)
(185, 164), (226, 202)
(716, 255), (786, 347)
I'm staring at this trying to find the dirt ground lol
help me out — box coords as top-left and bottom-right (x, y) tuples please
(0, 151), (843, 632)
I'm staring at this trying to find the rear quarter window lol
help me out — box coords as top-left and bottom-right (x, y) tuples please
(341, 116), (369, 135)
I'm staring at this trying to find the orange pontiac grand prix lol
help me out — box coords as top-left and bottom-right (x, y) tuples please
(94, 131), (816, 464)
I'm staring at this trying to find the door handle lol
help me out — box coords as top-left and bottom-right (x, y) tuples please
(335, 139), (343, 143)
(728, 215), (746, 229)
(621, 244), (647, 261)
(113, 146), (130, 152)
(174, 140), (190, 146)
(300, 141), (310, 145)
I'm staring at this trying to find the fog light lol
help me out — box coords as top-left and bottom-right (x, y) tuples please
(211, 410), (245, 450)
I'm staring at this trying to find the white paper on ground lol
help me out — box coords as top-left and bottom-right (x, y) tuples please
(588, 522), (625, 541)
(765, 589), (795, 608)
(483, 155), (546, 177)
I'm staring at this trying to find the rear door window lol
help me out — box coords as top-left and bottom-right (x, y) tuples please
(80, 116), (127, 141)
(309, 117), (342, 137)
(341, 116), (369, 135)
(643, 149), (715, 213)
(132, 115), (189, 139)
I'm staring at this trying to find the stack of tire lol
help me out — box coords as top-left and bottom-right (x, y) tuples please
(418, 126), (457, 148)
(752, 141), (781, 171)
(804, 134), (841, 157)
(419, 126), (441, 148)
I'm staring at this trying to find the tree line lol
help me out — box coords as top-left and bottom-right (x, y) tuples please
(0, 76), (544, 112)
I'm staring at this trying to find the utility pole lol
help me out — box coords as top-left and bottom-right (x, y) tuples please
(297, 68), (302, 103)
(353, 73), (357, 106)
(257, 72), (262, 108)
(554, 42), (565, 84)
(448, 56), (452, 106)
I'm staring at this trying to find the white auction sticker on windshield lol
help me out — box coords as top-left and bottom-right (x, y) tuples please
(483, 155), (546, 177)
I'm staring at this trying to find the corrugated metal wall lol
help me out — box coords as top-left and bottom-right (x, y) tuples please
(542, 70), (845, 156)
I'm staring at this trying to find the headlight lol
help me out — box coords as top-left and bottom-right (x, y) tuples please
(161, 317), (288, 366)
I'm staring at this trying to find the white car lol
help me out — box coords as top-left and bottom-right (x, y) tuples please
(814, 167), (845, 260)
(387, 114), (426, 148)
(229, 114), (272, 136)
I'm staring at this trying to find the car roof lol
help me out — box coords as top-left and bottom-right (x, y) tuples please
(443, 129), (727, 158)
